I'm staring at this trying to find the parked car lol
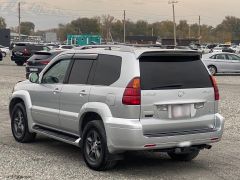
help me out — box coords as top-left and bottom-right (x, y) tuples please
(231, 45), (240, 53)
(200, 46), (211, 54)
(11, 43), (50, 66)
(202, 52), (240, 75)
(53, 45), (74, 51)
(0, 45), (10, 57)
(9, 46), (224, 170)
(25, 50), (63, 78)
(211, 47), (223, 53)
(222, 47), (235, 53)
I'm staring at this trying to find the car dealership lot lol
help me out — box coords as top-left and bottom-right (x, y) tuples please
(0, 56), (240, 179)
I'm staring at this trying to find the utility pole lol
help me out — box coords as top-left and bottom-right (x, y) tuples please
(198, 15), (201, 43)
(18, 2), (21, 41)
(123, 10), (126, 43)
(169, 1), (178, 46)
(188, 24), (191, 39)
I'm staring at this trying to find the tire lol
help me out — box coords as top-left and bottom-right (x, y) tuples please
(11, 102), (36, 143)
(168, 149), (200, 161)
(208, 65), (217, 76)
(82, 120), (117, 171)
(2, 52), (6, 57)
(16, 62), (24, 66)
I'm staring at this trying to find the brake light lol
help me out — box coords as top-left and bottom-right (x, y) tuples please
(122, 77), (141, 105)
(40, 60), (50, 65)
(23, 48), (30, 56)
(210, 76), (219, 101)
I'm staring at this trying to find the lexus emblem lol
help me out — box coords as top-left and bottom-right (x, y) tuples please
(178, 91), (185, 97)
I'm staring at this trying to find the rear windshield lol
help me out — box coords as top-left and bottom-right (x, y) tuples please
(139, 55), (212, 90)
(28, 53), (52, 61)
(13, 45), (26, 51)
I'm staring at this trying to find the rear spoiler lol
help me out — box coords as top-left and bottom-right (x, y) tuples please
(139, 51), (202, 59)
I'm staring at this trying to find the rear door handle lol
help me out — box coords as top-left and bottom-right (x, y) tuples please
(79, 90), (87, 96)
(53, 88), (60, 94)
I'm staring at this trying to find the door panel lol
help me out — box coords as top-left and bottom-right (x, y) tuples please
(59, 85), (91, 134)
(30, 58), (71, 128)
(31, 84), (62, 128)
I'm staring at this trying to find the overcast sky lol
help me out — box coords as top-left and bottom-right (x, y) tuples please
(0, 0), (240, 30)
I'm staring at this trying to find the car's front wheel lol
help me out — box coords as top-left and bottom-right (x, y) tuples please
(82, 120), (117, 171)
(168, 149), (200, 161)
(208, 65), (217, 76)
(11, 102), (36, 143)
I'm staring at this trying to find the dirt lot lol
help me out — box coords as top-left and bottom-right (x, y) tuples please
(0, 56), (240, 180)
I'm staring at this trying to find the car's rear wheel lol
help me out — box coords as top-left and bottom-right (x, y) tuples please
(208, 65), (217, 75)
(11, 102), (36, 143)
(82, 120), (117, 171)
(167, 149), (200, 161)
(16, 62), (24, 66)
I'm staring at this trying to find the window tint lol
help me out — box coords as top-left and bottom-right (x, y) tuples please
(215, 54), (226, 60)
(209, 55), (216, 59)
(140, 56), (212, 90)
(42, 59), (71, 84)
(28, 54), (51, 61)
(91, 55), (122, 86)
(62, 46), (73, 49)
(68, 59), (94, 84)
(227, 54), (240, 60)
(13, 45), (26, 51)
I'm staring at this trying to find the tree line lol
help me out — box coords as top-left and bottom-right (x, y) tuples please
(1, 15), (240, 43)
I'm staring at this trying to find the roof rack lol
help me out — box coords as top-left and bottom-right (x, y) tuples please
(75, 44), (164, 53)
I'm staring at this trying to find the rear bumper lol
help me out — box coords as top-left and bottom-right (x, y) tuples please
(105, 113), (224, 153)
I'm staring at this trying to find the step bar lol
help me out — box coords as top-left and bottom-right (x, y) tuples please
(33, 125), (81, 147)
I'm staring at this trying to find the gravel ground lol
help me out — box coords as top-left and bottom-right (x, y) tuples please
(0, 56), (240, 180)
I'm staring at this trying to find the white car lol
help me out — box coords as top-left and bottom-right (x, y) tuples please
(212, 47), (223, 53)
(0, 45), (10, 57)
(200, 46), (211, 54)
(53, 45), (75, 51)
(231, 45), (240, 53)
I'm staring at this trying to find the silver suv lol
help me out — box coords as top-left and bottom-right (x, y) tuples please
(9, 46), (224, 170)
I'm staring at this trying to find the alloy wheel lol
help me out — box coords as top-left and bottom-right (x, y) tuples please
(85, 130), (102, 163)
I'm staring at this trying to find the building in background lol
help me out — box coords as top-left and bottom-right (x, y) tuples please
(126, 35), (158, 44)
(10, 32), (29, 42)
(44, 32), (57, 43)
(161, 38), (199, 46)
(0, 29), (10, 47)
(67, 35), (101, 46)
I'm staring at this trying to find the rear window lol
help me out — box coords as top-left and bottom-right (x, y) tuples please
(139, 55), (212, 90)
(13, 45), (26, 51)
(28, 53), (52, 61)
(90, 55), (122, 86)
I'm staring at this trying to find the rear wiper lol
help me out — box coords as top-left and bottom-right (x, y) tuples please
(151, 84), (183, 90)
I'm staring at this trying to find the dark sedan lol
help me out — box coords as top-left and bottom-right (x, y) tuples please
(25, 50), (63, 78)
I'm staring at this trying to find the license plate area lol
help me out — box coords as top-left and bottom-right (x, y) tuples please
(169, 104), (191, 119)
(30, 68), (38, 72)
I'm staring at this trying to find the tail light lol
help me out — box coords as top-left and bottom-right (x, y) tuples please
(23, 48), (30, 56)
(39, 60), (50, 65)
(122, 77), (141, 105)
(210, 76), (219, 100)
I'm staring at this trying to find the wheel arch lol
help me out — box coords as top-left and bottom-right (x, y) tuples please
(79, 102), (112, 136)
(9, 90), (34, 132)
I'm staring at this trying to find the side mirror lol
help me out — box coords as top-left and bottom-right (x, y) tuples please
(29, 73), (39, 83)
